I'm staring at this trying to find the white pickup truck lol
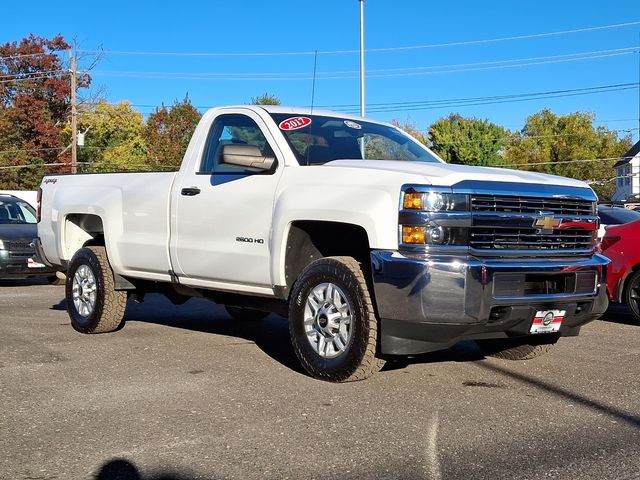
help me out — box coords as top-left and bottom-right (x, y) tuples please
(34, 105), (609, 381)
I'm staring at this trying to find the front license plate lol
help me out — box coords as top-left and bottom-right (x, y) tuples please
(27, 258), (45, 269)
(530, 310), (565, 334)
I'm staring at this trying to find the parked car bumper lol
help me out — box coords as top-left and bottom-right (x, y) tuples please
(371, 250), (610, 355)
(0, 245), (57, 279)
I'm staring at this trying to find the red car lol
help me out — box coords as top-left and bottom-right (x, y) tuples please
(600, 219), (640, 323)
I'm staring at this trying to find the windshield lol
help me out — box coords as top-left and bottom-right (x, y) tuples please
(270, 113), (442, 166)
(598, 206), (640, 225)
(0, 200), (36, 225)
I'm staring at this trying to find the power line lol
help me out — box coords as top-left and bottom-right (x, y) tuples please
(0, 72), (68, 84)
(0, 51), (66, 61)
(497, 156), (635, 168)
(321, 83), (640, 108)
(586, 172), (639, 185)
(336, 83), (640, 114)
(86, 48), (639, 82)
(359, 21), (640, 53)
(0, 146), (66, 156)
(0, 69), (66, 79)
(358, 87), (639, 113)
(87, 47), (638, 80)
(364, 50), (638, 80)
(77, 21), (640, 57)
(363, 47), (639, 74)
(0, 160), (178, 171)
(79, 83), (640, 117)
(428, 128), (639, 145)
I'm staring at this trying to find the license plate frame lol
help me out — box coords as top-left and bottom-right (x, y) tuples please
(27, 258), (46, 269)
(530, 310), (565, 334)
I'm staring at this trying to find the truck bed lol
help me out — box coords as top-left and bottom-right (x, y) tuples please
(39, 171), (178, 282)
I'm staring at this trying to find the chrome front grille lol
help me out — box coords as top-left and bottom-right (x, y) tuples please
(471, 195), (594, 216)
(470, 228), (595, 251)
(470, 195), (597, 253)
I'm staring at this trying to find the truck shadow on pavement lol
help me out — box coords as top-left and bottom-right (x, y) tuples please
(382, 341), (485, 372)
(0, 277), (49, 288)
(599, 303), (639, 327)
(95, 458), (215, 480)
(122, 294), (487, 377)
(124, 295), (306, 375)
(475, 361), (640, 429)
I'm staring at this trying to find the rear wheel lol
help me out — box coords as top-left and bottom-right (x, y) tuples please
(623, 270), (640, 324)
(224, 306), (269, 322)
(476, 334), (559, 360)
(289, 256), (385, 382)
(65, 246), (127, 333)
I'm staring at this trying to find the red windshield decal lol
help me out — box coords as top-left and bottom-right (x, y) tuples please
(279, 116), (311, 131)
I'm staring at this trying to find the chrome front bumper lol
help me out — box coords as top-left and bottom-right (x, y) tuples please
(371, 250), (610, 355)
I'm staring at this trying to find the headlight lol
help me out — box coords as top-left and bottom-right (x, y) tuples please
(402, 191), (469, 212)
(0, 239), (5, 249)
(400, 186), (471, 248)
(401, 224), (468, 246)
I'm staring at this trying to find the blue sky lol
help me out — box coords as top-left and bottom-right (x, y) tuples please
(4, 0), (640, 141)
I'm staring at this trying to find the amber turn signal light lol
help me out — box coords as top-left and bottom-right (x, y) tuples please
(403, 193), (424, 210)
(402, 225), (427, 244)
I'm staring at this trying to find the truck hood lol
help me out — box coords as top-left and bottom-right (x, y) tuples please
(326, 160), (590, 189)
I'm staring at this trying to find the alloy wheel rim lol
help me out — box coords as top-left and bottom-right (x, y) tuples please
(630, 280), (640, 316)
(72, 264), (97, 318)
(303, 282), (352, 358)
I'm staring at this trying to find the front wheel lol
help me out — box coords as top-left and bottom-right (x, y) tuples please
(623, 270), (640, 324)
(65, 246), (127, 334)
(289, 256), (385, 382)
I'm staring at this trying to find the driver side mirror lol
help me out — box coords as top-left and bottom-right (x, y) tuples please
(221, 144), (275, 171)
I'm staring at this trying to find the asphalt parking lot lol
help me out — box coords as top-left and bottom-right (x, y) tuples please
(1, 280), (638, 480)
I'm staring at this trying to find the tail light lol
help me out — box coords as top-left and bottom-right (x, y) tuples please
(36, 187), (42, 223)
(599, 235), (621, 252)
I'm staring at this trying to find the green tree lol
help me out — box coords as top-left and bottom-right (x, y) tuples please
(427, 114), (511, 166)
(250, 93), (281, 105)
(0, 35), (91, 189)
(144, 97), (201, 169)
(504, 109), (632, 199)
(64, 101), (146, 172)
(392, 119), (428, 145)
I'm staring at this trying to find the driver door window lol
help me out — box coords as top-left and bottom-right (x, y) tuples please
(200, 114), (275, 174)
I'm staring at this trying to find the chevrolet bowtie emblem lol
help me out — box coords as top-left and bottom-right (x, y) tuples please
(534, 216), (562, 230)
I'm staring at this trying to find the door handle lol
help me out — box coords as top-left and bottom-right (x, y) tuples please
(181, 187), (201, 196)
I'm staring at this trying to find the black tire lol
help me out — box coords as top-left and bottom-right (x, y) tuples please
(476, 334), (559, 360)
(225, 306), (269, 322)
(65, 246), (127, 334)
(289, 256), (385, 382)
(623, 269), (640, 324)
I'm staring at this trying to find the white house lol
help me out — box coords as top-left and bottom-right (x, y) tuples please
(612, 141), (640, 202)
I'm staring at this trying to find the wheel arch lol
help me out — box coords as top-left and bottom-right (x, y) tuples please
(62, 213), (106, 261)
(279, 220), (372, 300)
(619, 263), (640, 302)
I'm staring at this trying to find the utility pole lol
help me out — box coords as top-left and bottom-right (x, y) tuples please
(70, 49), (78, 174)
(359, 0), (365, 118)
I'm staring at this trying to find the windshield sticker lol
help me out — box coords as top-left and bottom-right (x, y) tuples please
(279, 116), (312, 131)
(344, 120), (362, 130)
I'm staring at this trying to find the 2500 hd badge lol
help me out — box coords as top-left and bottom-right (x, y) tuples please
(236, 236), (264, 244)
